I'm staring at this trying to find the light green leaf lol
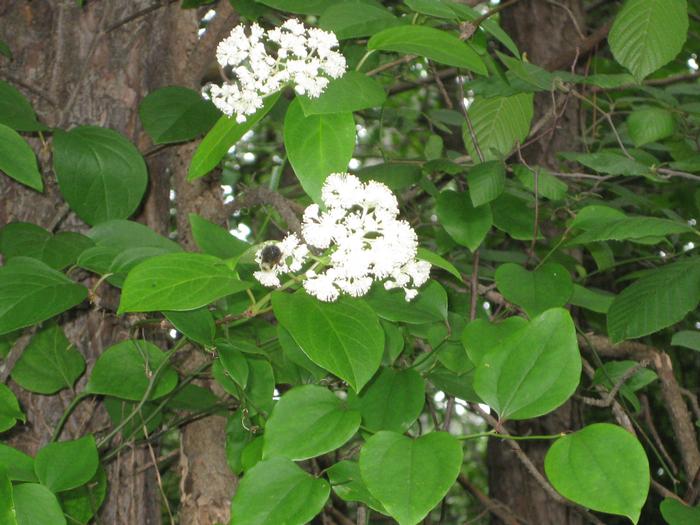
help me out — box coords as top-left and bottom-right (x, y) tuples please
(326, 460), (385, 512)
(263, 385), (360, 460)
(365, 280), (448, 324)
(0, 257), (87, 336)
(10, 324), (85, 395)
(284, 98), (355, 202)
(608, 259), (700, 343)
(0, 124), (42, 191)
(609, 0), (688, 81)
(671, 331), (700, 352)
(189, 214), (249, 260)
(85, 340), (178, 400)
(436, 190), (492, 251)
(660, 498), (700, 525)
(474, 308), (581, 420)
(570, 285), (615, 314)
(0, 222), (93, 270)
(216, 340), (250, 389)
(118, 252), (251, 313)
(139, 86), (220, 144)
(368, 25), (487, 74)
(0, 384), (24, 432)
(35, 435), (98, 493)
(495, 263), (573, 318)
(272, 292), (384, 391)
(461, 316), (528, 366)
(320, 2), (399, 39)
(468, 161), (505, 206)
(0, 444), (37, 482)
(298, 72), (386, 115)
(627, 107), (676, 146)
(464, 93), (533, 160)
(53, 126), (147, 225)
(348, 367), (424, 433)
(188, 92), (280, 181)
(13, 483), (66, 525)
(559, 150), (650, 176)
(0, 466), (16, 525)
(545, 423), (649, 523)
(360, 431), (463, 525)
(416, 247), (462, 282)
(0, 81), (45, 131)
(230, 457), (330, 525)
(59, 466), (107, 525)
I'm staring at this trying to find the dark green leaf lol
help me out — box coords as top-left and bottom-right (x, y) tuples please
(53, 126), (148, 225)
(59, 466), (107, 525)
(189, 214), (250, 260)
(366, 281), (448, 324)
(34, 435), (98, 493)
(569, 285), (615, 314)
(283, 98), (356, 202)
(298, 72), (386, 115)
(356, 162), (421, 190)
(320, 2), (399, 39)
(660, 498), (700, 525)
(495, 263), (573, 318)
(671, 331), (700, 351)
(0, 81), (45, 131)
(436, 190), (492, 251)
(0, 124), (42, 191)
(461, 316), (528, 366)
(327, 460), (385, 512)
(164, 307), (215, 346)
(86, 219), (181, 252)
(139, 86), (220, 144)
(468, 161), (505, 206)
(512, 164), (568, 201)
(559, 150), (650, 176)
(491, 193), (541, 241)
(0, 222), (93, 270)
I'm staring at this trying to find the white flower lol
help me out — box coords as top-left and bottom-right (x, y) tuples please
(253, 233), (309, 288)
(205, 21), (346, 122)
(304, 270), (340, 302)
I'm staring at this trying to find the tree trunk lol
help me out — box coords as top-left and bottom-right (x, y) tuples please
(0, 1), (205, 522)
(487, 2), (586, 525)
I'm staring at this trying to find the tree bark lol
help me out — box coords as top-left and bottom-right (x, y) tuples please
(0, 1), (201, 522)
(486, 2), (586, 525)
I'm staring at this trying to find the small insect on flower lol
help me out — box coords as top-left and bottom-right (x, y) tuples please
(259, 244), (283, 271)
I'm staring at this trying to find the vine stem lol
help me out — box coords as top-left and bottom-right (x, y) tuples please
(458, 430), (566, 441)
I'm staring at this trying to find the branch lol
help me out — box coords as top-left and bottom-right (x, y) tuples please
(188, 0), (240, 86)
(457, 474), (524, 525)
(224, 186), (303, 235)
(546, 21), (612, 71)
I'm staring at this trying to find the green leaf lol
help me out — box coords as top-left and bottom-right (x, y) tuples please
(0, 124), (42, 191)
(283, 98), (355, 202)
(272, 292), (384, 391)
(0, 257), (87, 336)
(671, 331), (700, 352)
(0, 384), (24, 432)
(405, 0), (456, 18)
(627, 107), (676, 146)
(319, 2), (399, 39)
(226, 409), (254, 475)
(13, 483), (66, 525)
(608, 0), (688, 81)
(188, 92), (280, 181)
(166, 384), (219, 412)
(559, 150), (650, 176)
(464, 93), (533, 160)
(568, 215), (692, 246)
(593, 361), (657, 410)
(365, 281), (448, 324)
(495, 263), (573, 318)
(217, 340), (250, 389)
(368, 25), (486, 74)
(512, 164), (568, 201)
(608, 259), (700, 343)
(139, 86), (220, 144)
(468, 161), (505, 207)
(59, 466), (108, 525)
(327, 460), (385, 512)
(0, 444), (37, 482)
(416, 247), (462, 282)
(0, 222), (93, 270)
(87, 219), (181, 252)
(360, 431), (463, 525)
(263, 385), (360, 460)
(53, 126), (147, 225)
(0, 81), (45, 131)
(491, 192), (540, 241)
(461, 316), (528, 366)
(570, 284), (615, 314)
(357, 162), (421, 190)
(164, 307), (215, 346)
(0, 467), (16, 525)
(85, 340), (178, 400)
(35, 435), (98, 493)
(348, 367), (424, 433)
(10, 324), (85, 395)
(230, 457), (330, 525)
(245, 357), (275, 415)
(436, 190), (492, 251)
(474, 308), (581, 420)
(256, 0), (341, 15)
(118, 252), (251, 313)
(277, 326), (327, 380)
(428, 366), (480, 403)
(189, 214), (249, 260)
(660, 498), (700, 525)
(298, 72), (386, 115)
(545, 423), (650, 523)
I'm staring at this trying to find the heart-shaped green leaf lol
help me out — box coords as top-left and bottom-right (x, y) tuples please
(495, 263), (573, 318)
(327, 460), (385, 512)
(360, 431), (463, 525)
(263, 385), (360, 460)
(230, 457), (330, 525)
(660, 498), (700, 525)
(0, 444), (36, 482)
(272, 292), (383, 391)
(0, 222), (93, 270)
(35, 435), (98, 493)
(461, 317), (528, 365)
(474, 308), (581, 420)
(545, 423), (650, 523)
(13, 483), (65, 525)
(436, 190), (492, 252)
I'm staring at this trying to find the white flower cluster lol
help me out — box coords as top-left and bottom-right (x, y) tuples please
(253, 233), (308, 288)
(204, 20), (346, 123)
(253, 174), (431, 302)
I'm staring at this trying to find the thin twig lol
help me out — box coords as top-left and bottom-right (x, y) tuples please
(578, 360), (649, 408)
(225, 186), (304, 235)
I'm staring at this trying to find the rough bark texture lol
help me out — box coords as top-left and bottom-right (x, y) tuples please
(486, 2), (586, 525)
(0, 1), (228, 523)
